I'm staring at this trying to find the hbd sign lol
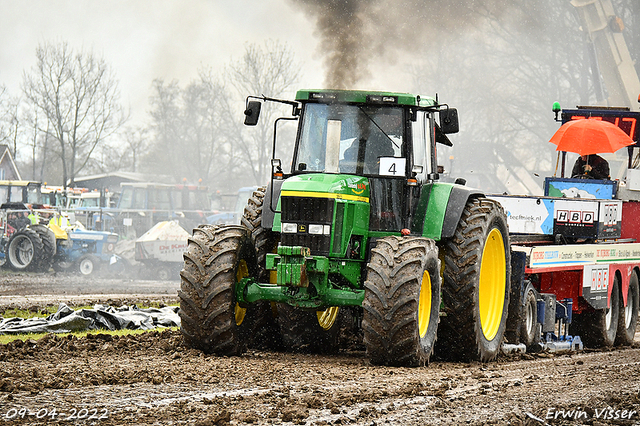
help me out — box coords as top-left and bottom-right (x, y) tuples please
(553, 199), (599, 238)
(556, 210), (595, 224)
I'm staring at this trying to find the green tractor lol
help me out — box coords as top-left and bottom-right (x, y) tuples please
(180, 90), (511, 366)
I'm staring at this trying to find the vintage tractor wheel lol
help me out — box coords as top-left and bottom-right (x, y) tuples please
(574, 277), (620, 347)
(438, 197), (511, 362)
(277, 304), (342, 353)
(53, 260), (75, 273)
(5, 228), (44, 272)
(179, 225), (260, 355)
(362, 236), (441, 367)
(616, 272), (639, 346)
(78, 254), (100, 276)
(31, 225), (56, 272)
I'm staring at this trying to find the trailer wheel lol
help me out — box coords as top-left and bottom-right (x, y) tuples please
(179, 225), (259, 355)
(615, 272), (638, 346)
(31, 225), (56, 272)
(576, 277), (620, 347)
(277, 304), (342, 353)
(520, 286), (539, 348)
(362, 236), (441, 367)
(156, 265), (173, 281)
(438, 197), (511, 362)
(5, 228), (44, 272)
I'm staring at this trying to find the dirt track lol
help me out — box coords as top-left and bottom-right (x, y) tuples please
(1, 273), (640, 425)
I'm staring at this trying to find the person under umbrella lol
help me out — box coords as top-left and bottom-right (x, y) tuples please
(571, 154), (610, 180)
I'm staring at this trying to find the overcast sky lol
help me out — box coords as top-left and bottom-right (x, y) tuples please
(0, 0), (327, 125)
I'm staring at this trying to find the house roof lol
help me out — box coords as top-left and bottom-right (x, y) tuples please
(0, 144), (22, 180)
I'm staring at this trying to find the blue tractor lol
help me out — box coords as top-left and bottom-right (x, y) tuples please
(1, 203), (121, 275)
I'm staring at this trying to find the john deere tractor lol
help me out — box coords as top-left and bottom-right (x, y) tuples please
(180, 90), (511, 366)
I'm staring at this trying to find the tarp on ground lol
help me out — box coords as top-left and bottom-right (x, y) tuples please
(0, 304), (181, 334)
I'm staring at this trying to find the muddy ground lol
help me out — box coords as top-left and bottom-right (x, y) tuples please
(1, 274), (640, 425)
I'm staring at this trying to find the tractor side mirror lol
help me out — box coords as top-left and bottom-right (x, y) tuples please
(244, 101), (262, 126)
(439, 108), (459, 134)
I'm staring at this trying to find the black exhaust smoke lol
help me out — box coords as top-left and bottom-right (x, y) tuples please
(289, 0), (526, 89)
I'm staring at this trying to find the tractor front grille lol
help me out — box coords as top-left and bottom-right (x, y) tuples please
(280, 196), (333, 256)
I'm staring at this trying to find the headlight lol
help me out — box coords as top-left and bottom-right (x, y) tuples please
(323, 225), (331, 235)
(309, 224), (323, 235)
(282, 223), (297, 233)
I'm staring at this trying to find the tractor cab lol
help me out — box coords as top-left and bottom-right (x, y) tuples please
(251, 90), (459, 236)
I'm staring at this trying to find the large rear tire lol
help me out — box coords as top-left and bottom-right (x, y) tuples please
(179, 225), (260, 355)
(4, 228), (44, 272)
(438, 197), (511, 362)
(574, 277), (620, 348)
(615, 272), (638, 346)
(31, 225), (56, 272)
(362, 236), (441, 367)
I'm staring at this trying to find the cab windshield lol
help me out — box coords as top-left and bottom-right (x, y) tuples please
(294, 103), (406, 176)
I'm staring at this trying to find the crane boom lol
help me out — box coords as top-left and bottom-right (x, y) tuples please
(571, 0), (640, 111)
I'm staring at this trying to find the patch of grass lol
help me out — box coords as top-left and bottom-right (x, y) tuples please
(0, 326), (179, 345)
(0, 305), (59, 319)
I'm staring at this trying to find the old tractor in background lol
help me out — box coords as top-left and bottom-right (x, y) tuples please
(180, 89), (512, 366)
(0, 180), (120, 275)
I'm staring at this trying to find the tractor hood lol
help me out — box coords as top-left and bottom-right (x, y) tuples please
(280, 174), (370, 203)
(275, 173), (371, 258)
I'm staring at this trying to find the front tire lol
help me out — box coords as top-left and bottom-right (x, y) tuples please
(438, 197), (511, 362)
(179, 225), (259, 355)
(277, 304), (342, 353)
(362, 236), (441, 367)
(78, 254), (100, 276)
(241, 186), (278, 281)
(615, 272), (638, 346)
(241, 186), (282, 349)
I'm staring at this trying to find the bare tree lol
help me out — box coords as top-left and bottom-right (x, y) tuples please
(0, 86), (21, 160)
(142, 41), (300, 190)
(226, 40), (301, 185)
(411, 1), (600, 194)
(22, 42), (126, 187)
(124, 126), (149, 173)
(145, 76), (231, 185)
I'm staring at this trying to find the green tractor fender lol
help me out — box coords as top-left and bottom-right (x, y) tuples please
(414, 183), (484, 240)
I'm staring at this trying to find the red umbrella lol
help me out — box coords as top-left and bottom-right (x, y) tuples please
(549, 118), (635, 155)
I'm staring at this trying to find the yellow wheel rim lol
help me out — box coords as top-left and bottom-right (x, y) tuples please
(418, 270), (432, 338)
(235, 302), (246, 326)
(235, 260), (249, 326)
(478, 228), (506, 341)
(317, 306), (339, 330)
